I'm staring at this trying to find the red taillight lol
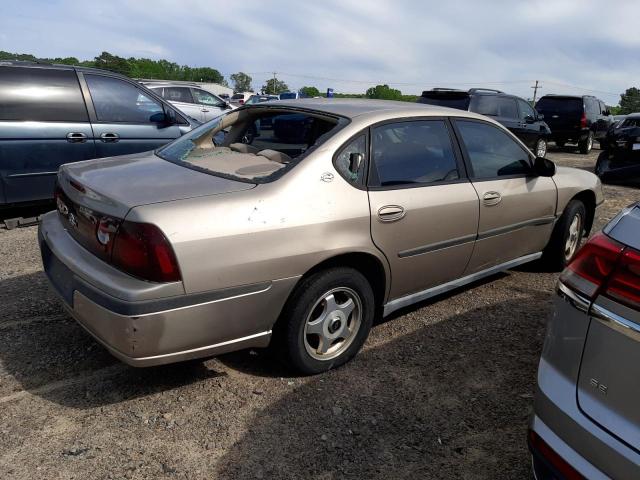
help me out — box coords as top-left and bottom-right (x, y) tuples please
(604, 248), (640, 309)
(239, 99), (244, 104)
(580, 113), (587, 128)
(560, 232), (624, 298)
(111, 221), (181, 283)
(528, 430), (585, 480)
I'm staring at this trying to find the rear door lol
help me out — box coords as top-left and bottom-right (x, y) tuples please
(191, 88), (227, 122)
(452, 119), (557, 273)
(469, 95), (523, 139)
(367, 118), (479, 299)
(0, 66), (95, 204)
(82, 73), (186, 158)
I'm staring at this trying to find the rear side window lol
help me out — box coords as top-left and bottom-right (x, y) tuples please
(456, 120), (531, 179)
(0, 66), (88, 122)
(370, 120), (460, 187)
(470, 96), (518, 119)
(334, 135), (367, 186)
(517, 99), (536, 120)
(85, 74), (164, 123)
(535, 97), (583, 115)
(164, 87), (194, 104)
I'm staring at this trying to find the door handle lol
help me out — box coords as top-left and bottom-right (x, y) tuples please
(377, 205), (405, 222)
(66, 132), (87, 143)
(201, 108), (209, 112)
(100, 132), (119, 143)
(483, 191), (502, 206)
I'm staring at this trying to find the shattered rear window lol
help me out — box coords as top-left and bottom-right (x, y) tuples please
(156, 108), (346, 183)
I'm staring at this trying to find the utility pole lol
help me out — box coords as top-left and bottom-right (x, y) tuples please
(272, 71), (277, 94)
(531, 80), (541, 104)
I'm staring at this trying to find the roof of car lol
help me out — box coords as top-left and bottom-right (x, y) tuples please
(264, 98), (475, 119)
(0, 59), (131, 79)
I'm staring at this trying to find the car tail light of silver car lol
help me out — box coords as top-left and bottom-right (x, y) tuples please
(111, 221), (182, 283)
(528, 429), (585, 480)
(560, 232), (640, 309)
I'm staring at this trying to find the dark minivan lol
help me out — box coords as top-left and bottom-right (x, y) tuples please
(535, 95), (614, 154)
(0, 61), (197, 206)
(417, 88), (551, 158)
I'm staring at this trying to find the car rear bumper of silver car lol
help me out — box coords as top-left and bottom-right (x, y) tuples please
(530, 292), (640, 479)
(38, 212), (298, 367)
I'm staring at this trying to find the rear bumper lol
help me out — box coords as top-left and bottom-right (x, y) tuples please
(531, 291), (640, 479)
(39, 211), (299, 367)
(551, 128), (591, 143)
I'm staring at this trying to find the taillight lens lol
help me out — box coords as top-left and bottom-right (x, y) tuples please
(604, 248), (640, 309)
(580, 113), (587, 128)
(111, 221), (181, 283)
(560, 233), (624, 298)
(528, 430), (585, 480)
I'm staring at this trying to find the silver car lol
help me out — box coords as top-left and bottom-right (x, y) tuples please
(145, 82), (234, 122)
(39, 99), (603, 374)
(530, 203), (640, 479)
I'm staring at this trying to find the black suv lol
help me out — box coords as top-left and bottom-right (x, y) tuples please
(535, 95), (613, 154)
(417, 88), (551, 157)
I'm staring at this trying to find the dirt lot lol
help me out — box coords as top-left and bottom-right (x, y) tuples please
(0, 146), (637, 479)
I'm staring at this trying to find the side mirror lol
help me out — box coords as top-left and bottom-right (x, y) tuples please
(525, 114), (536, 124)
(534, 156), (556, 177)
(149, 112), (167, 124)
(349, 152), (364, 173)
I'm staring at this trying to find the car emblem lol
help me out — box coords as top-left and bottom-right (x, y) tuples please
(321, 172), (334, 182)
(552, 115), (559, 119)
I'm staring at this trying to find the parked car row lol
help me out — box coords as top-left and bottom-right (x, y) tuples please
(418, 88), (616, 157)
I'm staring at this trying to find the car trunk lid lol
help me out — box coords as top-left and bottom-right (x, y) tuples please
(56, 150), (255, 263)
(576, 205), (640, 452)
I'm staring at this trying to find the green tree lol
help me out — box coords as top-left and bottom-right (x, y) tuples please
(262, 77), (289, 95)
(231, 72), (253, 92)
(365, 84), (403, 100)
(300, 86), (320, 98)
(93, 51), (130, 76)
(618, 87), (640, 114)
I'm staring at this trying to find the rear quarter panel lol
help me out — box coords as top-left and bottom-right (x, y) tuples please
(126, 132), (389, 297)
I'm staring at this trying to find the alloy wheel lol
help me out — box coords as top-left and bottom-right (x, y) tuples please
(564, 213), (583, 261)
(303, 287), (362, 361)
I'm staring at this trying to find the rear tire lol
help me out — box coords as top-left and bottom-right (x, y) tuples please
(541, 200), (587, 271)
(579, 132), (593, 154)
(275, 267), (375, 375)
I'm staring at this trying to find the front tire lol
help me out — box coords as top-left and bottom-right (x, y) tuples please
(276, 267), (375, 375)
(542, 200), (587, 271)
(579, 132), (594, 154)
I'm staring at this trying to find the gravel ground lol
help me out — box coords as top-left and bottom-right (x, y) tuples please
(0, 146), (637, 479)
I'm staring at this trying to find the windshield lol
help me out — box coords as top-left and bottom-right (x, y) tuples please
(156, 107), (345, 183)
(279, 92), (298, 100)
(231, 94), (245, 100)
(535, 97), (583, 114)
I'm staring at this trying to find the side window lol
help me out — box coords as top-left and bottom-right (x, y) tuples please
(456, 120), (532, 179)
(370, 120), (460, 187)
(517, 99), (536, 120)
(334, 135), (367, 186)
(599, 101), (607, 115)
(85, 75), (164, 123)
(192, 89), (225, 107)
(471, 96), (517, 118)
(585, 98), (598, 114)
(0, 66), (88, 122)
(163, 87), (194, 104)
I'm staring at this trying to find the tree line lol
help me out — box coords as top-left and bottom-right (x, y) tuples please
(1, 50), (638, 109)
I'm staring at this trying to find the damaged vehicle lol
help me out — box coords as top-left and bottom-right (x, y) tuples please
(595, 113), (640, 186)
(39, 99), (603, 374)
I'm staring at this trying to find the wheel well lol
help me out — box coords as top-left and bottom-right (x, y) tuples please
(571, 190), (596, 235)
(295, 253), (387, 307)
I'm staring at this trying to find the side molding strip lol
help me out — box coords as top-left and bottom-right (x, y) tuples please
(383, 252), (543, 316)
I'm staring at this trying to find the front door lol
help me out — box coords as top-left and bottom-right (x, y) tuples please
(82, 74), (184, 158)
(191, 88), (227, 122)
(516, 98), (541, 150)
(453, 119), (557, 274)
(367, 119), (479, 300)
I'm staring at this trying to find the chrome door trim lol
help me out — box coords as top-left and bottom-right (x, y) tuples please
(7, 171), (58, 178)
(383, 251), (542, 316)
(398, 233), (477, 258)
(591, 303), (640, 341)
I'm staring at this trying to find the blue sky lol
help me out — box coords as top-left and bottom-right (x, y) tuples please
(2, 0), (639, 103)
